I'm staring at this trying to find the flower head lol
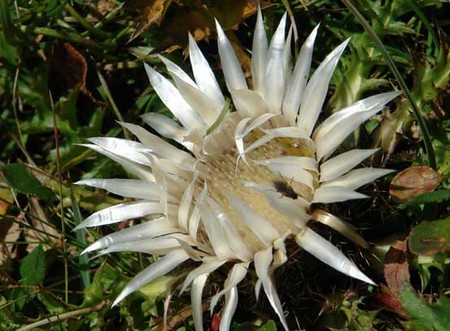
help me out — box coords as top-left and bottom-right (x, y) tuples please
(76, 9), (399, 330)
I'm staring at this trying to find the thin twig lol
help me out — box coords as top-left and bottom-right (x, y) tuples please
(16, 302), (106, 331)
(50, 91), (69, 304)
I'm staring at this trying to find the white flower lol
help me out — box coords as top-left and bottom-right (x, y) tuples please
(75, 9), (399, 330)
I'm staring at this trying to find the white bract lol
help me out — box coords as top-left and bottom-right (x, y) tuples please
(76, 9), (399, 330)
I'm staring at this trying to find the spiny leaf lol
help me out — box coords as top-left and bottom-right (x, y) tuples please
(400, 286), (450, 331)
(399, 189), (450, 208)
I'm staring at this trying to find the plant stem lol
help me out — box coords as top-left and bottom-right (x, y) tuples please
(65, 4), (110, 39)
(16, 302), (106, 331)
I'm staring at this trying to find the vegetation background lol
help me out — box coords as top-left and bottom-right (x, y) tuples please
(0, 0), (449, 330)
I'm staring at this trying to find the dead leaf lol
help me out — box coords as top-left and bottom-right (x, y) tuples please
(23, 197), (61, 253)
(0, 220), (21, 263)
(209, 0), (261, 30)
(127, 0), (269, 52)
(96, 0), (118, 16)
(384, 237), (410, 292)
(374, 285), (409, 318)
(371, 238), (411, 318)
(0, 167), (16, 263)
(127, 0), (172, 42)
(52, 41), (102, 105)
(389, 166), (442, 202)
(0, 180), (13, 216)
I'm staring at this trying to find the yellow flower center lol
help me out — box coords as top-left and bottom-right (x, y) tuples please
(197, 129), (317, 254)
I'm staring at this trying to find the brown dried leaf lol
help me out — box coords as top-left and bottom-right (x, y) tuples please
(0, 165), (13, 216)
(371, 238), (411, 318)
(127, 0), (268, 52)
(389, 166), (442, 202)
(209, 0), (261, 30)
(52, 41), (101, 105)
(0, 186), (12, 216)
(384, 238), (410, 292)
(374, 285), (409, 318)
(24, 197), (61, 253)
(0, 220), (21, 263)
(160, 6), (213, 52)
(127, 0), (172, 42)
(96, 0), (118, 16)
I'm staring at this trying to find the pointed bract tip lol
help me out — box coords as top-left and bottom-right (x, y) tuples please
(214, 18), (225, 39)
(188, 32), (195, 44)
(143, 62), (156, 79)
(72, 223), (84, 232)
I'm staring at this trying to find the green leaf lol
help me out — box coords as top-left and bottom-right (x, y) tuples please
(232, 320), (277, 331)
(400, 286), (450, 331)
(399, 190), (450, 208)
(20, 245), (46, 285)
(255, 320), (277, 331)
(38, 292), (66, 314)
(409, 217), (450, 256)
(0, 0), (27, 46)
(0, 27), (17, 65)
(10, 288), (29, 311)
(139, 275), (177, 304)
(2, 163), (55, 200)
(71, 189), (91, 289)
(83, 262), (128, 307)
(82, 265), (105, 307)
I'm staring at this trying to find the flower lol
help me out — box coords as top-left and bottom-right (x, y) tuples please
(75, 9), (399, 330)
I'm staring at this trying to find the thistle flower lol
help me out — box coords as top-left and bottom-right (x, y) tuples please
(75, 9), (399, 330)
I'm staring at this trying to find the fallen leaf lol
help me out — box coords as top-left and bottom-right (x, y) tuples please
(389, 166), (441, 202)
(52, 41), (102, 104)
(127, 0), (172, 42)
(384, 237), (410, 292)
(0, 220), (21, 263)
(373, 238), (411, 318)
(373, 285), (408, 318)
(96, 0), (118, 16)
(127, 0), (268, 52)
(24, 196), (62, 253)
(209, 0), (261, 30)
(0, 176), (13, 215)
